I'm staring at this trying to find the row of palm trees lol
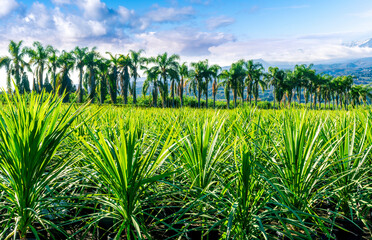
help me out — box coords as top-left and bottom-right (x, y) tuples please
(0, 40), (371, 109)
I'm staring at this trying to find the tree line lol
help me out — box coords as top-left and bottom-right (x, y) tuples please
(0, 40), (371, 109)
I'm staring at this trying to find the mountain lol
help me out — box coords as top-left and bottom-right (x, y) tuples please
(346, 38), (372, 48)
(313, 57), (372, 84)
(359, 38), (372, 48)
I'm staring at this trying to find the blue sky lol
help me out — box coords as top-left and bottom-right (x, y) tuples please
(1, 0), (372, 66)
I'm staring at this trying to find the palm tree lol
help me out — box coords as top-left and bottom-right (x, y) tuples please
(219, 69), (232, 109)
(189, 60), (207, 108)
(350, 85), (362, 107)
(141, 79), (149, 99)
(266, 67), (280, 108)
(47, 47), (59, 94)
(273, 69), (286, 108)
(21, 69), (31, 93)
(230, 60), (246, 108)
(178, 62), (189, 107)
(84, 48), (100, 102)
(56, 50), (75, 102)
(210, 64), (221, 108)
(150, 53), (180, 108)
(307, 71), (322, 109)
(283, 70), (296, 107)
(251, 64), (265, 107)
(141, 65), (160, 107)
(8, 40), (28, 91)
(341, 75), (354, 110)
(129, 50), (146, 105)
(359, 84), (372, 106)
(293, 64), (314, 104)
(96, 58), (109, 104)
(244, 60), (264, 106)
(73, 46), (88, 103)
(117, 54), (132, 104)
(26, 41), (52, 93)
(203, 61), (221, 108)
(106, 52), (120, 104)
(0, 56), (12, 93)
(319, 74), (333, 109)
(169, 67), (180, 108)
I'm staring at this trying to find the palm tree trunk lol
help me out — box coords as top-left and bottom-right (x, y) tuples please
(124, 69), (130, 104)
(162, 75), (167, 108)
(100, 76), (105, 104)
(133, 77), (137, 104)
(241, 86), (244, 106)
(6, 71), (11, 94)
(171, 81), (175, 108)
(246, 86), (250, 104)
(204, 80), (208, 108)
(225, 86), (230, 109)
(120, 73), (126, 104)
(153, 81), (158, 107)
(109, 73), (117, 104)
(52, 68), (56, 94)
(198, 84), (201, 108)
(180, 78), (184, 107)
(318, 92), (321, 109)
(15, 65), (21, 90)
(345, 91), (348, 110)
(213, 93), (216, 109)
(233, 89), (237, 108)
(32, 77), (36, 93)
(39, 66), (44, 92)
(78, 68), (83, 103)
(89, 69), (95, 103)
(212, 80), (216, 108)
(255, 83), (258, 107)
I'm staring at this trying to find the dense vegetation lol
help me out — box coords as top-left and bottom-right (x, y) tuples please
(1, 40), (372, 110)
(0, 90), (370, 239)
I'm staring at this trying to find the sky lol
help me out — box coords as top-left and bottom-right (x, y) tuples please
(1, 0), (372, 79)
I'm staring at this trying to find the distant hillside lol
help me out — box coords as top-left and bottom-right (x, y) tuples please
(313, 57), (372, 84)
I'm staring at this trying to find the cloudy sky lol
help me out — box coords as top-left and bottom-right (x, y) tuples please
(2, 0), (372, 68)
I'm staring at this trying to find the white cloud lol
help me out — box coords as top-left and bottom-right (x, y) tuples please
(118, 6), (135, 23)
(24, 2), (52, 28)
(51, 0), (71, 5)
(206, 16), (235, 30)
(146, 6), (194, 23)
(125, 29), (234, 57)
(53, 10), (108, 42)
(77, 0), (109, 20)
(0, 0), (18, 18)
(208, 37), (372, 66)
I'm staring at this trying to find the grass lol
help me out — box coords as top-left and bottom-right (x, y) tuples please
(0, 91), (370, 239)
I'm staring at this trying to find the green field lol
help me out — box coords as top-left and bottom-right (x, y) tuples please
(0, 92), (371, 240)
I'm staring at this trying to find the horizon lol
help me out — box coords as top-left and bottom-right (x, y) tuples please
(1, 0), (372, 86)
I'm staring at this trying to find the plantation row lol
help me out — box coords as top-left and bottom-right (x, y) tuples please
(1, 40), (372, 110)
(0, 92), (371, 239)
